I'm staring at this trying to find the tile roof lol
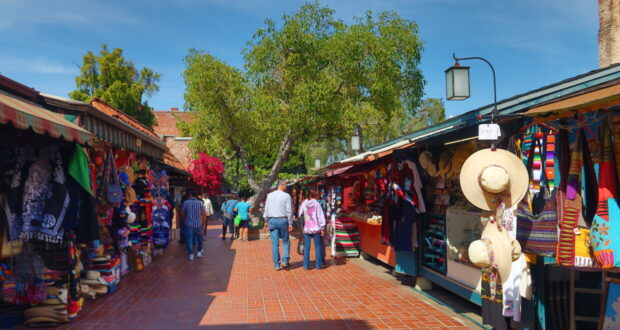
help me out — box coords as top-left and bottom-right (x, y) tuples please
(90, 98), (160, 140)
(152, 110), (195, 136)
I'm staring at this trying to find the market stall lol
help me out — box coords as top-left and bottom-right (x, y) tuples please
(0, 75), (184, 327)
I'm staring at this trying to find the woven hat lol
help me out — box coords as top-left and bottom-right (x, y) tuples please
(437, 150), (454, 178)
(125, 187), (137, 205)
(449, 142), (478, 178)
(118, 166), (135, 184)
(468, 218), (521, 284)
(459, 148), (529, 211)
(418, 151), (438, 177)
(86, 271), (100, 280)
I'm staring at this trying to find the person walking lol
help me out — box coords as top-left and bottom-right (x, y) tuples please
(220, 196), (238, 240)
(177, 190), (188, 244)
(202, 193), (214, 236)
(263, 180), (293, 270)
(180, 189), (207, 260)
(298, 190), (326, 270)
(234, 196), (252, 241)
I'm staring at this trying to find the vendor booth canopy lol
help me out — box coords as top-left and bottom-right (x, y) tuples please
(0, 89), (92, 144)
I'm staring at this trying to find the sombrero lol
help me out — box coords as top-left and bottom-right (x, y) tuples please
(459, 148), (529, 211)
(468, 217), (522, 284)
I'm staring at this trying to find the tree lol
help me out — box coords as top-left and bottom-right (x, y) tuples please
(401, 97), (446, 133)
(70, 44), (161, 128)
(183, 3), (425, 204)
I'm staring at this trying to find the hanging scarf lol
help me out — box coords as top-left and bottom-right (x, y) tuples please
(67, 145), (92, 196)
(591, 118), (620, 268)
(4, 147), (26, 241)
(557, 129), (584, 267)
(545, 134), (556, 192)
(531, 132), (544, 194)
(21, 149), (69, 243)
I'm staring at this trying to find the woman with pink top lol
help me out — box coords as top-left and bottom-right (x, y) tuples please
(298, 190), (326, 270)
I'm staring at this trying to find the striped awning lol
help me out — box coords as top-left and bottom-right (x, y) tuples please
(0, 89), (92, 144)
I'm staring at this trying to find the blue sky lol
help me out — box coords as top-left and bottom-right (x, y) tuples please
(0, 0), (598, 117)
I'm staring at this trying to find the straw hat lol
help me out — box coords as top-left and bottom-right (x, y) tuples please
(459, 148), (529, 211)
(468, 217), (521, 284)
(418, 151), (438, 177)
(449, 142), (478, 178)
(86, 271), (100, 280)
(125, 187), (137, 205)
(437, 150), (454, 178)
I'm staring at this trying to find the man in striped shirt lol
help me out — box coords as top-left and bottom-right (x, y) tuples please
(181, 189), (207, 260)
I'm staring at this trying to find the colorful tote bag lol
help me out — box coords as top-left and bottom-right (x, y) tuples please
(517, 137), (558, 257)
(516, 190), (558, 257)
(590, 119), (620, 268)
(557, 128), (589, 267)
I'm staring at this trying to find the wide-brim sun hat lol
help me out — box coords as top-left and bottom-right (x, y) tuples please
(459, 148), (529, 211)
(468, 219), (522, 284)
(450, 142), (478, 178)
(86, 271), (101, 281)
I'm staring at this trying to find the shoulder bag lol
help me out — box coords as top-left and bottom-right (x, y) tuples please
(516, 136), (558, 257)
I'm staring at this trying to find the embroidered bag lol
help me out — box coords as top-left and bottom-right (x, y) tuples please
(516, 137), (558, 256)
(590, 118), (620, 268)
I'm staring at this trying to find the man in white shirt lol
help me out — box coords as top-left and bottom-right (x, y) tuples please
(202, 194), (214, 236)
(263, 180), (293, 270)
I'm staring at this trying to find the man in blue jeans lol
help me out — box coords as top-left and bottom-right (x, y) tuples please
(263, 180), (293, 270)
(180, 189), (207, 261)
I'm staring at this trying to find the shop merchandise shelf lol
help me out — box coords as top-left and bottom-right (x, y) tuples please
(421, 214), (447, 274)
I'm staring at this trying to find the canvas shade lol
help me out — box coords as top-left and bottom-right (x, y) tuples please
(0, 90), (92, 144)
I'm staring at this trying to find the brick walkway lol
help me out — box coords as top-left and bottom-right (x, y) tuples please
(57, 219), (473, 329)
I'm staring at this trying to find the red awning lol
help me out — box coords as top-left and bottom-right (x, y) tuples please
(0, 90), (92, 144)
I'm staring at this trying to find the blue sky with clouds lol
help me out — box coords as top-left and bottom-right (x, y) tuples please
(0, 0), (598, 117)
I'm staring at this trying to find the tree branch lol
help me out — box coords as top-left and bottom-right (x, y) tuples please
(259, 131), (296, 192)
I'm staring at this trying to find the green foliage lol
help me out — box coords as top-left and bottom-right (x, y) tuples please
(70, 44), (161, 128)
(401, 97), (446, 134)
(183, 3), (425, 199)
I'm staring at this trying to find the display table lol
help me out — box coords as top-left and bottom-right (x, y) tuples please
(349, 217), (396, 267)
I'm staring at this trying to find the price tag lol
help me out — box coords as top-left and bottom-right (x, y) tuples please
(478, 124), (501, 140)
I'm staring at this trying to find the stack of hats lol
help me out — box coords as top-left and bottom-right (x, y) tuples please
(81, 271), (108, 296)
(23, 287), (69, 327)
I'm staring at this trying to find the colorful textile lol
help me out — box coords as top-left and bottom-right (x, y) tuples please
(591, 119), (620, 268)
(612, 115), (620, 183)
(68, 145), (92, 196)
(516, 190), (558, 257)
(335, 218), (359, 257)
(545, 134), (556, 191)
(531, 132), (544, 194)
(21, 149), (69, 243)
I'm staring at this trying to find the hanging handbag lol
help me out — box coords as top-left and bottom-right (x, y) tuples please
(103, 151), (122, 204)
(590, 118), (620, 268)
(516, 137), (558, 257)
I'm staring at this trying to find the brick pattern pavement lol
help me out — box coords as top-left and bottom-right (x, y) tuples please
(53, 220), (471, 329)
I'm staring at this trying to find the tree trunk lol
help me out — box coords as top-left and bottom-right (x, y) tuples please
(247, 132), (295, 216)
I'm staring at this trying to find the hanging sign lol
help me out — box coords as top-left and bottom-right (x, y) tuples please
(478, 124), (501, 140)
